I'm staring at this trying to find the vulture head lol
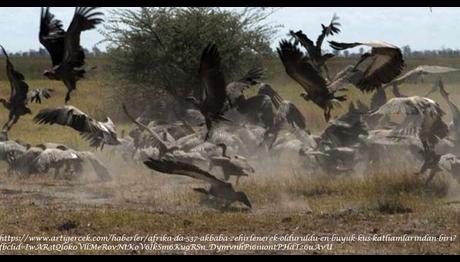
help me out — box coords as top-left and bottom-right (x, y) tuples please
(43, 69), (58, 80)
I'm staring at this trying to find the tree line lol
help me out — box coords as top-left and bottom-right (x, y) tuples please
(0, 46), (105, 57)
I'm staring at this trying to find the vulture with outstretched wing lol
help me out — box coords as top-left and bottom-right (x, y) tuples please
(186, 43), (230, 140)
(289, 13), (341, 80)
(39, 7), (104, 103)
(0, 46), (51, 139)
(329, 41), (405, 92)
(144, 158), (252, 208)
(33, 105), (120, 149)
(277, 40), (350, 122)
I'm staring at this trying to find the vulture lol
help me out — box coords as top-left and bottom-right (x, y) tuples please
(436, 80), (460, 141)
(225, 67), (265, 108)
(185, 43), (230, 140)
(39, 7), (104, 103)
(144, 158), (252, 209)
(387, 65), (459, 87)
(288, 13), (341, 80)
(382, 65), (460, 98)
(0, 45), (52, 139)
(371, 96), (449, 178)
(122, 104), (178, 157)
(255, 84), (308, 148)
(329, 40), (405, 92)
(320, 102), (368, 148)
(277, 40), (352, 122)
(33, 105), (121, 149)
(6, 144), (111, 180)
(209, 143), (255, 185)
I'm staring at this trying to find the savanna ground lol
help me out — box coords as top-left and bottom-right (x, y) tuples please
(0, 56), (459, 254)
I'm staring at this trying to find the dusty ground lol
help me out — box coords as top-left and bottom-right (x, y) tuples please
(0, 152), (459, 254)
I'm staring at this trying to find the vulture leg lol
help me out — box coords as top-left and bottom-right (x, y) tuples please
(5, 114), (19, 132)
(235, 176), (240, 185)
(204, 119), (212, 141)
(425, 168), (439, 185)
(65, 91), (71, 104)
(323, 64), (331, 81)
(324, 108), (331, 122)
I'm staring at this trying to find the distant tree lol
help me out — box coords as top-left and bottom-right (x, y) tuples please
(343, 50), (349, 57)
(38, 47), (48, 56)
(359, 47), (364, 55)
(402, 45), (411, 57)
(102, 7), (280, 110)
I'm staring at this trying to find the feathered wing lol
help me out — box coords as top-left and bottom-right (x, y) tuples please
(63, 7), (104, 67)
(390, 65), (460, 86)
(27, 88), (54, 104)
(277, 40), (328, 96)
(39, 7), (66, 66)
(372, 97), (446, 139)
(439, 81), (460, 128)
(122, 104), (172, 154)
(257, 84), (283, 109)
(1, 45), (29, 106)
(236, 67), (265, 86)
(289, 30), (315, 59)
(33, 106), (95, 133)
(199, 43), (227, 114)
(329, 41), (405, 92)
(317, 13), (341, 48)
(144, 158), (225, 188)
(280, 101), (307, 130)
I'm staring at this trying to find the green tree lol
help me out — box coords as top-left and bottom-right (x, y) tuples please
(102, 7), (280, 112)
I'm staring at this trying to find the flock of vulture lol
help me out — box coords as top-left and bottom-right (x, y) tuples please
(1, 9), (460, 210)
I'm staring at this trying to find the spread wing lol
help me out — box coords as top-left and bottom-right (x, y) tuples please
(329, 41), (405, 92)
(144, 158), (225, 188)
(289, 30), (315, 59)
(317, 13), (341, 48)
(39, 7), (66, 66)
(199, 43), (227, 113)
(27, 88), (54, 104)
(1, 46), (29, 105)
(225, 67), (264, 105)
(277, 40), (328, 95)
(439, 80), (460, 129)
(122, 104), (172, 154)
(257, 84), (283, 109)
(64, 7), (104, 67)
(33, 105), (95, 133)
(389, 65), (460, 86)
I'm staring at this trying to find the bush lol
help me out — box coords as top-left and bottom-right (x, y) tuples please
(102, 7), (280, 115)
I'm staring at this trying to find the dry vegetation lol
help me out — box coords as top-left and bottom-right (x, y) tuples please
(0, 57), (459, 254)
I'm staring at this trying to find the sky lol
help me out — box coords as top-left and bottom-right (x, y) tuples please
(0, 7), (457, 53)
